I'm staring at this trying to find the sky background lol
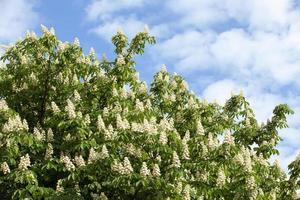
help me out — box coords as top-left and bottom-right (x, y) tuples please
(1, 0), (300, 171)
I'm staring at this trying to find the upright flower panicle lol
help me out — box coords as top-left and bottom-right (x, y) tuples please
(45, 143), (54, 160)
(172, 151), (181, 168)
(2, 115), (28, 133)
(152, 164), (161, 177)
(56, 179), (64, 193)
(74, 155), (86, 167)
(18, 154), (31, 170)
(197, 119), (204, 135)
(140, 162), (150, 177)
(1, 162), (10, 174)
(216, 169), (226, 187)
(123, 157), (133, 174)
(97, 115), (106, 131)
(65, 99), (76, 119)
(51, 101), (60, 113)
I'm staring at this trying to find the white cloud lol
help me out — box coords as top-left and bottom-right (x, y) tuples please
(202, 79), (242, 105)
(86, 0), (145, 21)
(0, 0), (38, 43)
(91, 17), (145, 41)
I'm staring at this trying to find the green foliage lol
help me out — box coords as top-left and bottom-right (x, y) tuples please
(0, 26), (299, 199)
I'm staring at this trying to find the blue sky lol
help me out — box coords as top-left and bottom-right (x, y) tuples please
(1, 0), (300, 170)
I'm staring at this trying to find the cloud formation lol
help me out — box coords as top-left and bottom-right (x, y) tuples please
(0, 0), (38, 43)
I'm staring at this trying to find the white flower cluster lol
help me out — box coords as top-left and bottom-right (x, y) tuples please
(88, 148), (100, 164)
(131, 118), (157, 134)
(111, 157), (133, 175)
(159, 131), (168, 145)
(1, 162), (10, 174)
(97, 115), (106, 131)
(124, 143), (142, 158)
(183, 184), (191, 200)
(2, 115), (28, 133)
(104, 125), (116, 140)
(34, 127), (46, 141)
(99, 145), (109, 159)
(73, 90), (81, 102)
(45, 143), (54, 160)
(196, 120), (204, 135)
(140, 162), (150, 177)
(60, 155), (75, 171)
(135, 99), (144, 112)
(246, 176), (256, 190)
(74, 155), (86, 167)
(65, 99), (76, 119)
(159, 117), (174, 132)
(172, 151), (181, 168)
(223, 132), (234, 145)
(116, 55), (126, 66)
(47, 128), (54, 142)
(51, 101), (60, 113)
(207, 133), (218, 149)
(216, 169), (226, 187)
(116, 114), (130, 130)
(242, 147), (252, 172)
(18, 154), (31, 170)
(56, 179), (64, 193)
(182, 140), (190, 160)
(0, 99), (9, 111)
(152, 164), (161, 177)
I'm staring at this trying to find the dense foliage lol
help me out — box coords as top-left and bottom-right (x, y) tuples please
(0, 25), (299, 199)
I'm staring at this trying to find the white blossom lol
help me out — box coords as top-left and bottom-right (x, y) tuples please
(116, 114), (130, 130)
(1, 162), (10, 174)
(196, 120), (204, 135)
(172, 151), (181, 168)
(99, 192), (108, 200)
(65, 99), (76, 119)
(246, 176), (256, 190)
(45, 143), (54, 160)
(183, 184), (191, 200)
(47, 128), (54, 142)
(88, 148), (99, 164)
(175, 181), (182, 193)
(135, 99), (144, 112)
(74, 37), (80, 46)
(73, 90), (81, 102)
(159, 131), (168, 145)
(140, 162), (150, 177)
(18, 154), (31, 170)
(56, 179), (64, 193)
(123, 157), (133, 174)
(0, 99), (9, 111)
(97, 115), (106, 131)
(34, 127), (46, 141)
(183, 130), (190, 142)
(74, 155), (86, 167)
(116, 55), (126, 66)
(161, 64), (167, 72)
(2, 115), (28, 133)
(152, 164), (161, 177)
(182, 140), (190, 160)
(111, 159), (124, 173)
(216, 169), (226, 187)
(60, 155), (75, 171)
(100, 145), (109, 159)
(51, 101), (60, 113)
(223, 132), (234, 145)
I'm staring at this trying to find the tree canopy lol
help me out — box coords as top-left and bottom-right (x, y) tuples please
(0, 25), (299, 199)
